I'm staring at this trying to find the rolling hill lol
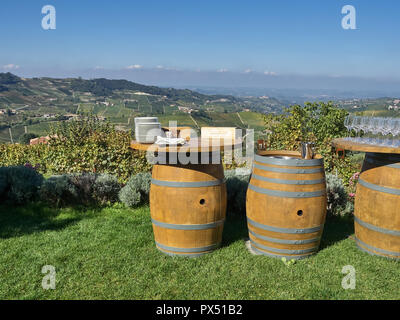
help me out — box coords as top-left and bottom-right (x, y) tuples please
(0, 73), (275, 143)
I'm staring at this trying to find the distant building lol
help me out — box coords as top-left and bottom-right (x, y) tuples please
(133, 92), (152, 96)
(43, 113), (56, 119)
(30, 136), (51, 145)
(178, 106), (192, 113)
(65, 114), (79, 121)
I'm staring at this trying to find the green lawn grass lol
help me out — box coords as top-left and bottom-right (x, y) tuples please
(0, 204), (398, 300)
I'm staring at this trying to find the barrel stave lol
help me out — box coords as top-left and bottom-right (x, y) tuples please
(151, 184), (226, 225)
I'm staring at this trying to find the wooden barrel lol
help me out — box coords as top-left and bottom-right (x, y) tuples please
(150, 162), (227, 257)
(246, 150), (327, 260)
(354, 152), (400, 260)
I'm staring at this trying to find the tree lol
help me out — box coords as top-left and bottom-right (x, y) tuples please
(19, 133), (38, 145)
(263, 101), (358, 183)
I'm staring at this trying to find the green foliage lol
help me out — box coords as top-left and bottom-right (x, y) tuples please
(39, 173), (121, 207)
(326, 173), (354, 218)
(119, 186), (141, 208)
(0, 169), (7, 195)
(119, 172), (151, 208)
(18, 133), (38, 145)
(281, 257), (297, 267)
(93, 174), (121, 205)
(130, 172), (151, 200)
(68, 173), (98, 206)
(0, 115), (151, 182)
(39, 175), (78, 207)
(263, 102), (358, 182)
(0, 166), (43, 205)
(0, 144), (47, 171)
(225, 170), (250, 216)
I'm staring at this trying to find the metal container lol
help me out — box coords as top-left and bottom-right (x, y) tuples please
(134, 117), (159, 126)
(300, 142), (315, 160)
(135, 122), (162, 143)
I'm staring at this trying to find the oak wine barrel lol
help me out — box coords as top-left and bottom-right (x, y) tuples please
(150, 162), (227, 257)
(246, 150), (327, 260)
(354, 152), (400, 260)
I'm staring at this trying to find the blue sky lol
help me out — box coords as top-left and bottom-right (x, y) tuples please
(1, 0), (400, 91)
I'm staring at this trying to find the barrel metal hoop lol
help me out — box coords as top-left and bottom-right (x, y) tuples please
(248, 228), (320, 244)
(155, 241), (220, 253)
(247, 217), (323, 234)
(156, 248), (209, 258)
(354, 216), (400, 236)
(250, 239), (318, 255)
(355, 237), (400, 258)
(152, 218), (225, 230)
(250, 244), (314, 260)
(358, 178), (400, 196)
(253, 163), (324, 174)
(251, 173), (325, 185)
(151, 178), (224, 188)
(255, 154), (323, 167)
(248, 183), (326, 198)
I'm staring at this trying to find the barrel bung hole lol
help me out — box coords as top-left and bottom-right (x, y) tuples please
(297, 210), (303, 216)
(199, 199), (206, 205)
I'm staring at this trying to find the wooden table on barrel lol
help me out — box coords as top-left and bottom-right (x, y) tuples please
(131, 138), (242, 257)
(332, 138), (400, 260)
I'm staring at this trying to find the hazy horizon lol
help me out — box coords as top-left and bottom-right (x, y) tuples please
(5, 68), (400, 99)
(2, 0), (400, 97)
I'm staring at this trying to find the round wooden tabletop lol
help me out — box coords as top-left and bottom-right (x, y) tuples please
(130, 138), (243, 153)
(332, 138), (400, 154)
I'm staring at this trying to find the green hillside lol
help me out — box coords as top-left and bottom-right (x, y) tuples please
(0, 73), (276, 143)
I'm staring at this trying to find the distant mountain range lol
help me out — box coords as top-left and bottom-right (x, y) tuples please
(187, 86), (400, 105)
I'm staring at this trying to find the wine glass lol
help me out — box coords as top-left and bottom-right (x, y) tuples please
(352, 116), (363, 142)
(358, 117), (371, 144)
(392, 119), (400, 148)
(344, 114), (354, 140)
(381, 118), (392, 146)
(363, 117), (374, 144)
(369, 117), (381, 145)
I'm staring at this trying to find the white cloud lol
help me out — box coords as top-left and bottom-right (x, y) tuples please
(264, 71), (277, 76)
(126, 64), (142, 69)
(2, 64), (20, 70)
(94, 66), (104, 70)
(217, 68), (229, 73)
(243, 69), (253, 73)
